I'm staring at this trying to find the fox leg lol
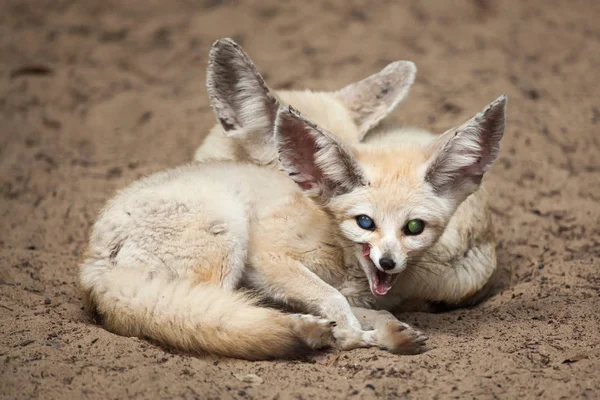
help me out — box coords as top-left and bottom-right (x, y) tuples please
(247, 254), (380, 350)
(352, 307), (428, 354)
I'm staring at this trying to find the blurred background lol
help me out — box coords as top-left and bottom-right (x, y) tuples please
(1, 1), (598, 398)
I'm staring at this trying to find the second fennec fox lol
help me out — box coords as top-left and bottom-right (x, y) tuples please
(195, 39), (504, 310)
(80, 80), (507, 360)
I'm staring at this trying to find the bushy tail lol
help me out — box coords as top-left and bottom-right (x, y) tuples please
(80, 266), (333, 360)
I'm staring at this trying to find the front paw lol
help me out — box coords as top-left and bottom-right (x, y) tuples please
(377, 321), (428, 355)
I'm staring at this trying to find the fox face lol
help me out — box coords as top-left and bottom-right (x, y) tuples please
(328, 162), (452, 296)
(275, 96), (506, 298)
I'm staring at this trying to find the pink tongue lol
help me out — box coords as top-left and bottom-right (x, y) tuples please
(372, 270), (392, 297)
(362, 243), (392, 297)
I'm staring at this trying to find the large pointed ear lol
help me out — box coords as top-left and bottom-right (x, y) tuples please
(424, 95), (507, 202)
(206, 38), (279, 139)
(275, 106), (368, 200)
(336, 61), (417, 141)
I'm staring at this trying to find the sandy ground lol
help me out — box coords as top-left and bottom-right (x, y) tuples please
(1, 0), (599, 398)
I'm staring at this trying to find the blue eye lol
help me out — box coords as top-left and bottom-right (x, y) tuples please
(356, 215), (376, 231)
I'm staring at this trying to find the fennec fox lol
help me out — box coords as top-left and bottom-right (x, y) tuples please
(80, 96), (506, 360)
(79, 110), (440, 360)
(194, 39), (503, 310)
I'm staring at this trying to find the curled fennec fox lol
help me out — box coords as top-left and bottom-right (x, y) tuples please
(80, 54), (507, 360)
(195, 39), (502, 310)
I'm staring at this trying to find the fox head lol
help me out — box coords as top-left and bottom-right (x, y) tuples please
(206, 38), (416, 166)
(274, 97), (507, 297)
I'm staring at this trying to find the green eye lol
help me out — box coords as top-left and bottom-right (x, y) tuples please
(405, 219), (425, 235)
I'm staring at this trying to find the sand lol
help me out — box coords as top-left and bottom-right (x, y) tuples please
(1, 0), (599, 398)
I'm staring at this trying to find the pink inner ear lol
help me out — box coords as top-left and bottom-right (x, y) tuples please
(280, 116), (326, 191)
(298, 181), (314, 191)
(463, 133), (493, 178)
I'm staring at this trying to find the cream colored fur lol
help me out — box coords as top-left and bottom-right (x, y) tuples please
(195, 39), (501, 309)
(80, 159), (428, 360)
(81, 97), (504, 359)
(80, 39), (506, 360)
(357, 128), (498, 307)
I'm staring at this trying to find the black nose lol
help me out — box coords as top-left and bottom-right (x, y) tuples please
(379, 258), (396, 271)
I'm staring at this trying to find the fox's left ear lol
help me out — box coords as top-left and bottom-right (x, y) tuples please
(424, 95), (507, 203)
(336, 61), (417, 141)
(275, 106), (368, 200)
(207, 38), (278, 139)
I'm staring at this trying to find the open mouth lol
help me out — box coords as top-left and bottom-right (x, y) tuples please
(362, 243), (399, 297)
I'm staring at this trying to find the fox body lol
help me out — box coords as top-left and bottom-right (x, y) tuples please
(80, 39), (507, 360)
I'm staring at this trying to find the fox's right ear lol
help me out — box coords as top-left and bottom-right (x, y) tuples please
(207, 38), (278, 138)
(275, 106), (368, 200)
(336, 61), (417, 141)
